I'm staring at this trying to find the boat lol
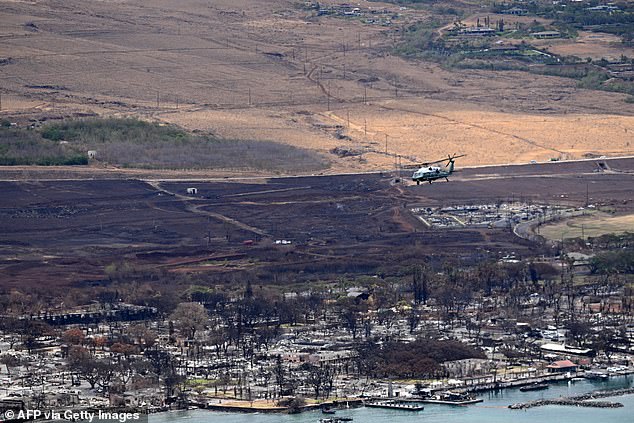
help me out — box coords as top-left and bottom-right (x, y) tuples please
(584, 370), (609, 380)
(319, 418), (352, 423)
(419, 391), (483, 405)
(321, 408), (336, 414)
(519, 383), (549, 392)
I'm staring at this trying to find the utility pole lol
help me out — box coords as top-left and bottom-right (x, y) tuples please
(0, 92), (2, 111)
(364, 86), (367, 104)
(327, 80), (330, 111)
(248, 88), (251, 106)
(385, 134), (388, 155)
(347, 110), (350, 128)
(364, 118), (367, 136)
(156, 91), (160, 108)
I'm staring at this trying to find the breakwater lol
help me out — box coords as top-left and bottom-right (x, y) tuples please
(509, 387), (634, 409)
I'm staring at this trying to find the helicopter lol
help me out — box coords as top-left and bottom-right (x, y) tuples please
(407, 154), (466, 185)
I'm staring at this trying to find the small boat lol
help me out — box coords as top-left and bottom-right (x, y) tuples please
(322, 408), (336, 414)
(519, 383), (549, 392)
(584, 370), (609, 380)
(319, 419), (352, 423)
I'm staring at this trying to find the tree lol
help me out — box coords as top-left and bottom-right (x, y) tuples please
(19, 320), (52, 353)
(338, 298), (366, 339)
(68, 347), (100, 389)
(341, 309), (359, 339)
(62, 328), (85, 345)
(126, 324), (157, 351)
(0, 354), (20, 377)
(301, 363), (326, 399)
(300, 363), (335, 399)
(412, 265), (429, 305)
(407, 309), (420, 334)
(95, 360), (116, 392)
(273, 355), (287, 394)
(566, 320), (592, 347)
(277, 396), (305, 414)
(377, 309), (397, 330)
(145, 350), (183, 401)
(110, 343), (138, 360)
(169, 302), (209, 339)
(593, 327), (629, 364)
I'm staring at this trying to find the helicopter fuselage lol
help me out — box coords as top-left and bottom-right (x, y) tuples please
(412, 161), (454, 184)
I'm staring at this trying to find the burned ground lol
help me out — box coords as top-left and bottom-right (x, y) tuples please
(0, 158), (632, 291)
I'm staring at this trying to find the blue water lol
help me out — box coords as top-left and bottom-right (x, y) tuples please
(150, 376), (634, 423)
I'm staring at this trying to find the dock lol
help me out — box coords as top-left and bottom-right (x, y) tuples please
(419, 398), (483, 405)
(365, 400), (424, 411)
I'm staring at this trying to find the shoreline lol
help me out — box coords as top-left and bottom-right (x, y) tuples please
(175, 377), (634, 415)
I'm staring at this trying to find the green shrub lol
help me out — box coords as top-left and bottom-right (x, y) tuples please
(2, 118), (329, 171)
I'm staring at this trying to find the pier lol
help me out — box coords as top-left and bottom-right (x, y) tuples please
(464, 372), (573, 393)
(419, 398), (483, 405)
(365, 400), (424, 411)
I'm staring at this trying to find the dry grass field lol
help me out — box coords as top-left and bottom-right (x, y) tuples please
(539, 212), (634, 240)
(537, 31), (634, 61)
(1, 0), (633, 173)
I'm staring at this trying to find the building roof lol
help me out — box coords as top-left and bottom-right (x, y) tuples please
(540, 343), (593, 355)
(531, 31), (561, 36)
(547, 359), (578, 369)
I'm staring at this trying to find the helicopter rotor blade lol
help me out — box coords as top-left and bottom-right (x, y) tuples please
(407, 154), (466, 168)
(449, 154), (466, 161)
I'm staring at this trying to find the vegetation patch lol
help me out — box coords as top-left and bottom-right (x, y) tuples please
(358, 339), (485, 378)
(393, 2), (634, 99)
(1, 118), (329, 172)
(0, 124), (87, 166)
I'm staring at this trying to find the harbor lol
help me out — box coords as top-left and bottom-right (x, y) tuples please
(148, 376), (634, 423)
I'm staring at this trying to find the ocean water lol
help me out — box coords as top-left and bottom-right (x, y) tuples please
(150, 376), (634, 423)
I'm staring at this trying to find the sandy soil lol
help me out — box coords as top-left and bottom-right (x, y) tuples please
(0, 0), (633, 173)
